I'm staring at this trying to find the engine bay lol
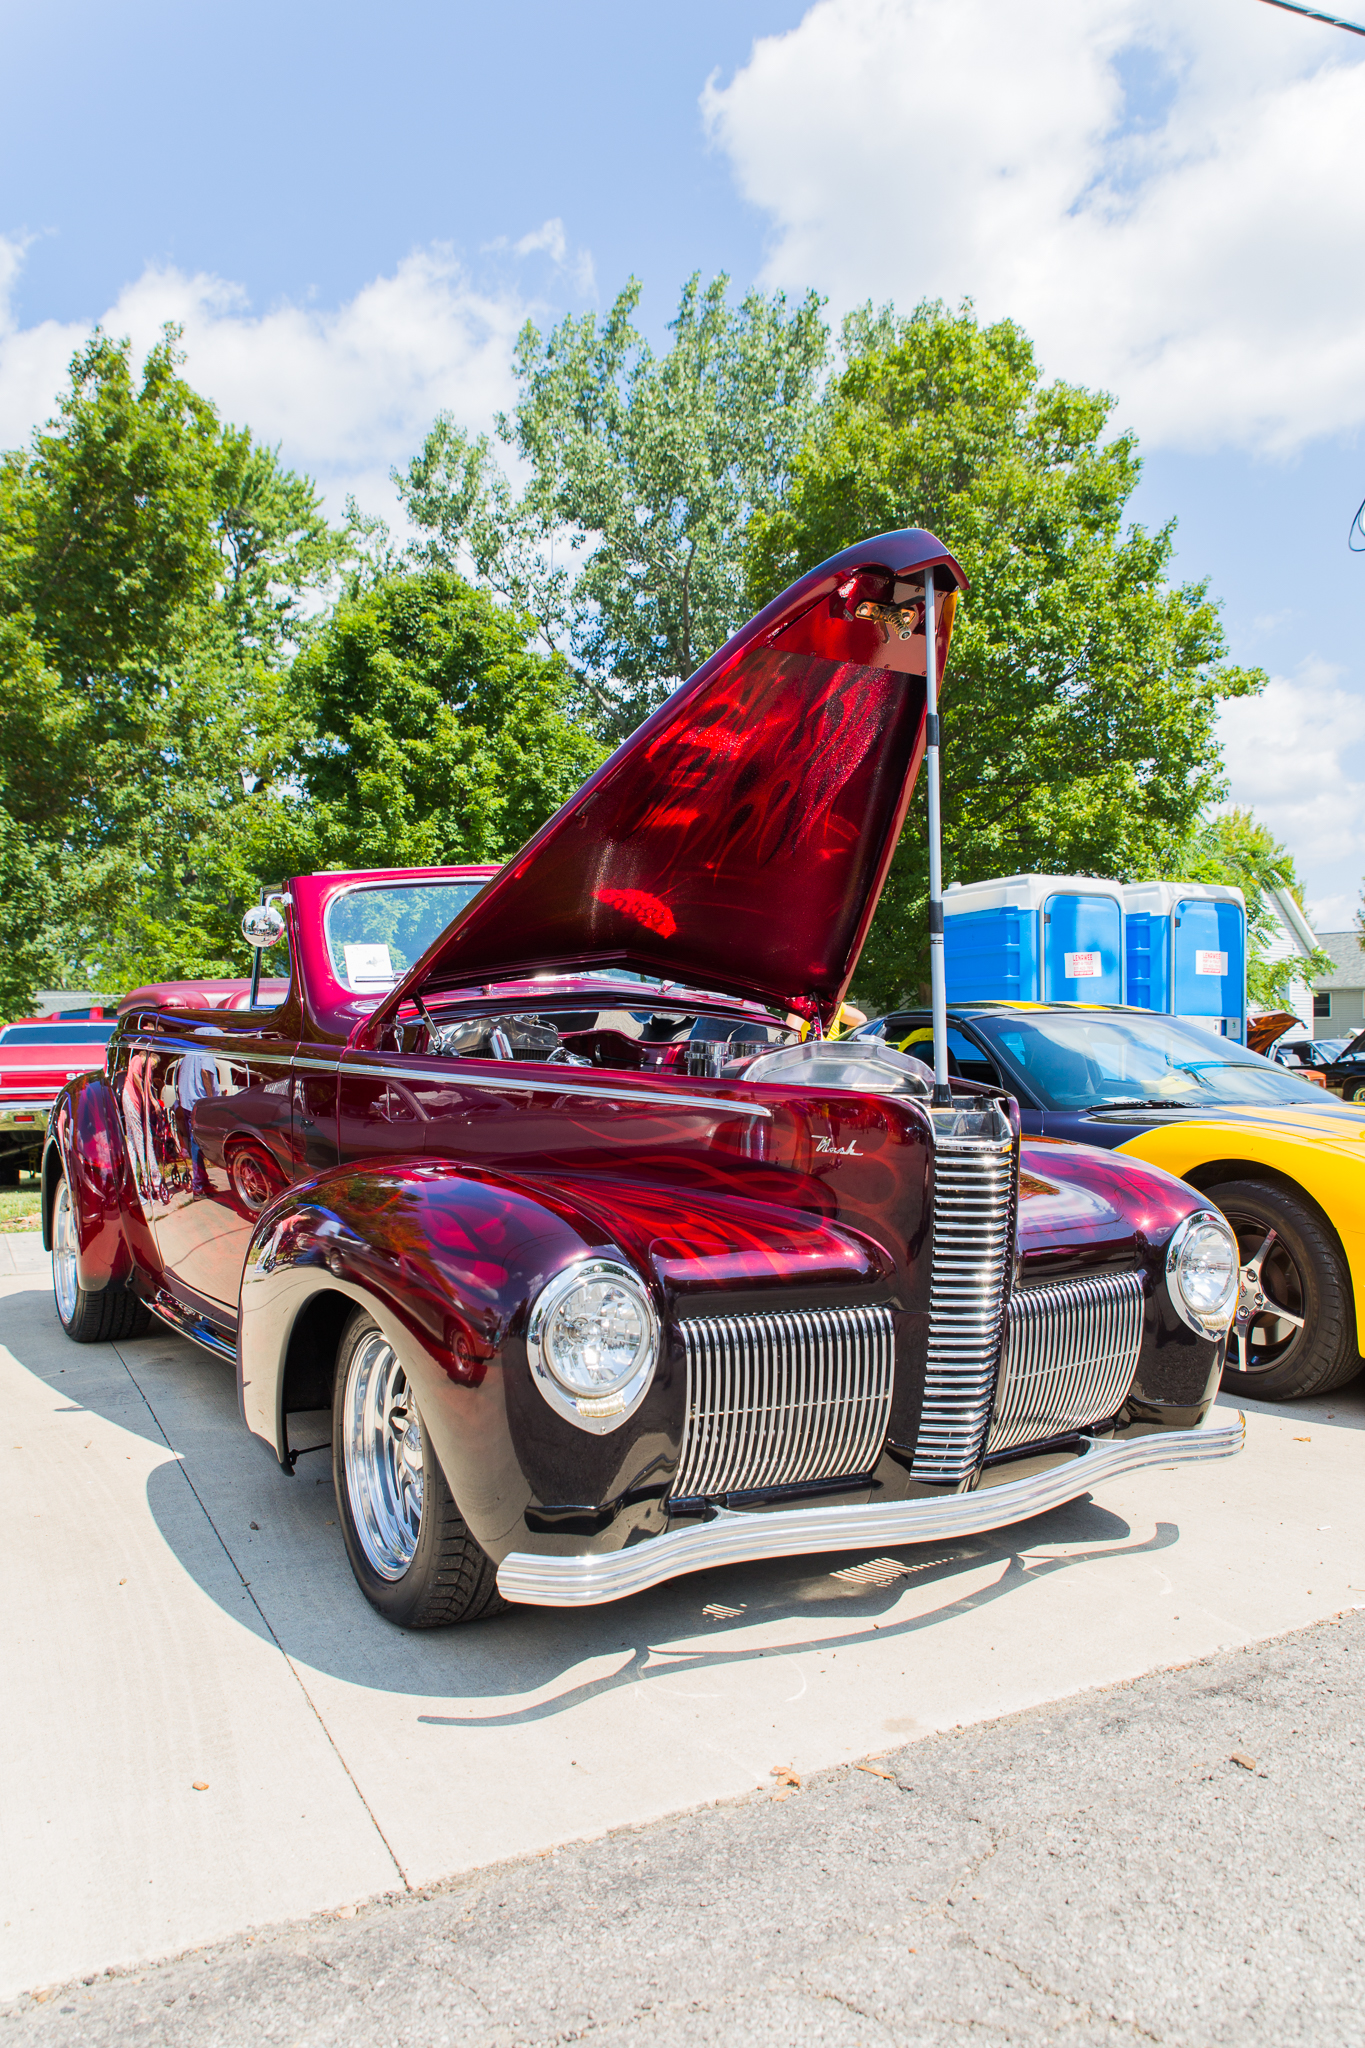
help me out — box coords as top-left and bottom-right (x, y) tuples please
(399, 1001), (933, 1096)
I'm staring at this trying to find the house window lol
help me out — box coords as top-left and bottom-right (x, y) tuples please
(1313, 992), (1331, 1018)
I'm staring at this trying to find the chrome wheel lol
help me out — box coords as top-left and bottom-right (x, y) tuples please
(1227, 1222), (1306, 1376)
(341, 1328), (424, 1580)
(52, 1177), (79, 1324)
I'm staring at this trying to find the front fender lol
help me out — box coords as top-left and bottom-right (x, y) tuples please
(42, 1077), (135, 1295)
(1115, 1119), (1365, 1353)
(238, 1158), (679, 1564)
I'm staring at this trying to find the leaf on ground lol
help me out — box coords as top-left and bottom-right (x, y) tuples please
(192, 1781), (209, 1791)
(856, 1763), (896, 1781)
(1229, 1752), (1257, 1772)
(770, 1765), (801, 1791)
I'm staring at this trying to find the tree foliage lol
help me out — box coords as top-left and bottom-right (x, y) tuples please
(398, 274), (827, 737)
(0, 331), (592, 1011)
(746, 301), (1266, 1011)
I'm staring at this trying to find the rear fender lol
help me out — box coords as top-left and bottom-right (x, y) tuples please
(42, 1078), (135, 1294)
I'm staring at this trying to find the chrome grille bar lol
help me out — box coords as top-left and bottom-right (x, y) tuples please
(988, 1270), (1145, 1455)
(672, 1304), (895, 1498)
(911, 1137), (1015, 1483)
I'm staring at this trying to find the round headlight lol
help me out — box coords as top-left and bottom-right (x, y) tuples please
(1167, 1211), (1240, 1333)
(526, 1260), (660, 1433)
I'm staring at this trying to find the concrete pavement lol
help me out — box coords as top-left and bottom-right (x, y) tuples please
(2, 1252), (1363, 2002)
(6, 1612), (1363, 2044)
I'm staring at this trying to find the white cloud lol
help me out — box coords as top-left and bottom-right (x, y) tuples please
(1218, 664), (1365, 928)
(0, 237), (537, 519)
(704, 0), (1365, 454)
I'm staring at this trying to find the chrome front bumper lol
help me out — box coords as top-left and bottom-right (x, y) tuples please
(496, 1412), (1245, 1607)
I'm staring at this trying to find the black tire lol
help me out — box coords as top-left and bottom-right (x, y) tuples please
(1344, 1081), (1365, 1106)
(1212, 1178), (1362, 1400)
(51, 1168), (153, 1343)
(332, 1307), (505, 1629)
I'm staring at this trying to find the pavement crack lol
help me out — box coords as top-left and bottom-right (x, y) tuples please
(111, 1339), (412, 1894)
(950, 1923), (1172, 2045)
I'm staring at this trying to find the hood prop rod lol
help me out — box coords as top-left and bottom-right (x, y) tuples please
(923, 566), (951, 1108)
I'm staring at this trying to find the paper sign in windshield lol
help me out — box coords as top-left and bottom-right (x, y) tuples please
(343, 943), (396, 991)
(1195, 950), (1229, 977)
(1064, 952), (1102, 978)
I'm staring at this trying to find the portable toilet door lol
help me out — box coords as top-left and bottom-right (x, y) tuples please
(1172, 891), (1246, 1041)
(1041, 885), (1124, 1005)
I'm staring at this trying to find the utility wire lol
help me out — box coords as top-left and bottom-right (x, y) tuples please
(1256, 0), (1365, 35)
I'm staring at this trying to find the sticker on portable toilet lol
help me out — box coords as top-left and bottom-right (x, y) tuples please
(343, 942), (395, 990)
(1195, 950), (1228, 977)
(1064, 952), (1102, 978)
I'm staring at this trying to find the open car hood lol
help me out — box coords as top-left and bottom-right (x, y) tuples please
(365, 530), (967, 1038)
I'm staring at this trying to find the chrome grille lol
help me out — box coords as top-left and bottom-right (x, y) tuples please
(911, 1137), (1015, 1483)
(672, 1304), (895, 1499)
(987, 1270), (1144, 1455)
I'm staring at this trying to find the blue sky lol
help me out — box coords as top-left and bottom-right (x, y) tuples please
(2, 0), (1362, 922)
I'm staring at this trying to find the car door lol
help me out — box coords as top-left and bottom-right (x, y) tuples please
(121, 1012), (298, 1314)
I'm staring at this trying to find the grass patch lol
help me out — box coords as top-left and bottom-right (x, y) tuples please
(0, 1171), (42, 1231)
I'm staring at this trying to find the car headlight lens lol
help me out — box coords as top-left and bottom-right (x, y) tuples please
(527, 1260), (660, 1433)
(1167, 1211), (1240, 1332)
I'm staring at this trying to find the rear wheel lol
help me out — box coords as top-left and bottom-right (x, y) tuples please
(1211, 1179), (1362, 1400)
(1344, 1081), (1365, 1105)
(332, 1308), (505, 1628)
(51, 1172), (152, 1343)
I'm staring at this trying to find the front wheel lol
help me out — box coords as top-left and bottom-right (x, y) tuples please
(1212, 1179), (1362, 1400)
(1344, 1081), (1365, 1105)
(51, 1171), (151, 1342)
(332, 1308), (505, 1628)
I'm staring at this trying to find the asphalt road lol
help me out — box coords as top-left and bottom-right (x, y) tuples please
(5, 1610), (1362, 2046)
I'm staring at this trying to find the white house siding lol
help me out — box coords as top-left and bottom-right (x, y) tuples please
(1309, 931), (1365, 1034)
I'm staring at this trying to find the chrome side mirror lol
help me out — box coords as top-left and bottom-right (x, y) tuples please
(242, 902), (287, 949)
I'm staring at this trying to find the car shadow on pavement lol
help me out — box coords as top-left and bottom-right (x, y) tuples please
(11, 1279), (1185, 1713)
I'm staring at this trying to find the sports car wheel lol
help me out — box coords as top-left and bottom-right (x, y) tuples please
(51, 1170), (152, 1342)
(1345, 1082), (1365, 1105)
(1212, 1179), (1362, 1400)
(332, 1308), (505, 1628)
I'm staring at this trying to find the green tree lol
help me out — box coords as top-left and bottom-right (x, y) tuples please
(399, 274), (828, 736)
(0, 327), (343, 1007)
(746, 301), (1265, 1012)
(287, 569), (605, 872)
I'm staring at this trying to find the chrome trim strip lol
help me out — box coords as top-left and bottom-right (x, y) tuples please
(673, 1303), (895, 1497)
(148, 1289), (238, 1363)
(988, 1270), (1145, 1456)
(0, 1102), (52, 1120)
(496, 1414), (1246, 1606)
(119, 1040), (771, 1120)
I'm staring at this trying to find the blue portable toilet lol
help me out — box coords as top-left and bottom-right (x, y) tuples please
(944, 875), (1125, 1006)
(1121, 882), (1246, 1042)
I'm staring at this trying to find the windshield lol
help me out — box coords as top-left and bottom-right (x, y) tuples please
(325, 882), (485, 992)
(0, 1024), (115, 1045)
(972, 1010), (1335, 1111)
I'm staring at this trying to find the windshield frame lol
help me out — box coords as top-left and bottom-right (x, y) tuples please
(967, 1008), (1337, 1113)
(322, 877), (490, 994)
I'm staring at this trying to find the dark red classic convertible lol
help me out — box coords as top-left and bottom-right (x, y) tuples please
(44, 529), (1243, 1624)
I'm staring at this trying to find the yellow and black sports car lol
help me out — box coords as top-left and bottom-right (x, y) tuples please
(854, 1002), (1365, 1402)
